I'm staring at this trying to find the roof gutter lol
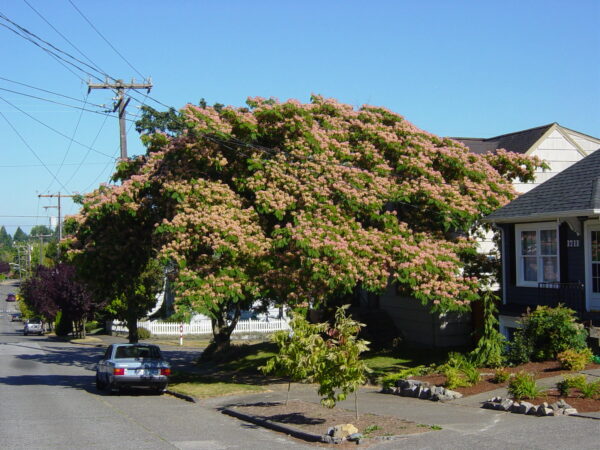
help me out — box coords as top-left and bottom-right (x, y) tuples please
(483, 209), (600, 224)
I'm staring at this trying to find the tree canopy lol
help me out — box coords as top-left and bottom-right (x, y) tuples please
(66, 96), (543, 347)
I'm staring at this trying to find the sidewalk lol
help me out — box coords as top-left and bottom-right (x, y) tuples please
(207, 366), (600, 433)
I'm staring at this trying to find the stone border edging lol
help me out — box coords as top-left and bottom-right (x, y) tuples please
(221, 407), (323, 442)
(482, 397), (578, 416)
(381, 379), (462, 402)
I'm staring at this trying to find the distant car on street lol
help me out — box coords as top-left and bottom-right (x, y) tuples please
(23, 318), (44, 335)
(95, 343), (171, 394)
(10, 312), (22, 322)
(5, 293), (16, 302)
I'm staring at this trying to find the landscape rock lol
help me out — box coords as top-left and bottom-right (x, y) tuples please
(418, 387), (431, 399)
(332, 424), (358, 439)
(563, 408), (578, 416)
(347, 433), (363, 442)
(500, 399), (514, 411)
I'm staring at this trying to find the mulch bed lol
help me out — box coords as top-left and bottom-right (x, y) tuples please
(411, 361), (600, 412)
(230, 400), (432, 442)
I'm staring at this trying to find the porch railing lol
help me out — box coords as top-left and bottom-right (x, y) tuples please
(537, 281), (585, 313)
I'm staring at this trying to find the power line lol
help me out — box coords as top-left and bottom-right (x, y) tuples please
(67, 0), (146, 80)
(0, 86), (135, 119)
(0, 162), (109, 168)
(0, 109), (70, 192)
(63, 113), (110, 187)
(0, 77), (106, 108)
(0, 95), (117, 159)
(22, 0), (107, 76)
(0, 16), (103, 83)
(45, 92), (90, 193)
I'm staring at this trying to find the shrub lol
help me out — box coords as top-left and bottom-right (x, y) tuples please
(469, 290), (506, 368)
(557, 348), (593, 371)
(491, 367), (511, 384)
(507, 371), (542, 400)
(443, 367), (471, 389)
(54, 311), (72, 337)
(505, 332), (534, 365)
(557, 374), (586, 396)
(137, 327), (152, 340)
(85, 320), (100, 334)
(579, 379), (600, 399)
(462, 365), (481, 385)
(506, 305), (588, 364)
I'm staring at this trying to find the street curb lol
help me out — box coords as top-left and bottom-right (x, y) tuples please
(166, 390), (197, 403)
(221, 407), (323, 443)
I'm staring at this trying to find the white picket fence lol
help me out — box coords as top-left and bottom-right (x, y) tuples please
(110, 318), (290, 336)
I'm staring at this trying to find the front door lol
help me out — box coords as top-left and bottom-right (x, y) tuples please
(586, 224), (600, 311)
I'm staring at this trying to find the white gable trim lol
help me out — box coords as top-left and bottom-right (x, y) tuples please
(555, 125), (588, 158)
(523, 123), (558, 156)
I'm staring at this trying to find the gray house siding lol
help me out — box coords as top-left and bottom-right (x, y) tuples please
(379, 283), (472, 348)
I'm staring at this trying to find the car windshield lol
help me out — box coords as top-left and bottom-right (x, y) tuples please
(114, 346), (161, 359)
(28, 319), (41, 324)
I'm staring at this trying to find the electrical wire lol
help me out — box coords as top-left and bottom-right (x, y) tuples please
(0, 95), (118, 159)
(45, 92), (90, 193)
(0, 16), (103, 83)
(67, 0), (146, 80)
(0, 109), (70, 192)
(63, 113), (109, 187)
(0, 86), (137, 119)
(0, 77), (106, 108)
(22, 0), (107, 76)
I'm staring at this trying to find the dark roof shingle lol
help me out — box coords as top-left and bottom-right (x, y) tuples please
(486, 149), (600, 222)
(452, 124), (555, 155)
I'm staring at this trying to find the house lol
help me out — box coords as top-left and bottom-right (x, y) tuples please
(455, 123), (600, 253)
(484, 148), (600, 336)
(377, 124), (600, 348)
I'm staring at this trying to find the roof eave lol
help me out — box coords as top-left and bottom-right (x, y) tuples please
(484, 209), (600, 224)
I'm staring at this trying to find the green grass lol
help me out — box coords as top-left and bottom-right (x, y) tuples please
(168, 371), (265, 399)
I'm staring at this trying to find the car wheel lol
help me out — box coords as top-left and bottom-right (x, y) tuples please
(24, 332), (27, 336)
(95, 373), (105, 390)
(153, 384), (167, 395)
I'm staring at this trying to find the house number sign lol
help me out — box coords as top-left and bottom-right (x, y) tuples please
(567, 240), (580, 248)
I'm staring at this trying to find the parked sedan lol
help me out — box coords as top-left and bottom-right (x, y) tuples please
(5, 293), (16, 302)
(23, 318), (43, 335)
(95, 343), (171, 394)
(10, 312), (22, 322)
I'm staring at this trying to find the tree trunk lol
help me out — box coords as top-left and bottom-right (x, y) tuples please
(202, 305), (241, 359)
(126, 307), (139, 343)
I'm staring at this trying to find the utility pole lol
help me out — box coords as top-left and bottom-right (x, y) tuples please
(87, 78), (152, 160)
(38, 193), (76, 255)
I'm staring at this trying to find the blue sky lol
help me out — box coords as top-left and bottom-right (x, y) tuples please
(1, 0), (599, 233)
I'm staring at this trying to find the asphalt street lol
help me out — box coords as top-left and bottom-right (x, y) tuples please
(0, 280), (312, 450)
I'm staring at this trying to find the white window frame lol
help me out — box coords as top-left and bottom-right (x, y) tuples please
(515, 222), (559, 288)
(584, 221), (600, 311)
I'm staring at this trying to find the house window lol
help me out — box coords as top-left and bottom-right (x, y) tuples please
(515, 223), (559, 287)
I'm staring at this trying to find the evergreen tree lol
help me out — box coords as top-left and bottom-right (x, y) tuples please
(0, 226), (12, 248)
(13, 227), (28, 243)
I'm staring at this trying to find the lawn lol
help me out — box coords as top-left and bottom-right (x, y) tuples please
(166, 340), (450, 398)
